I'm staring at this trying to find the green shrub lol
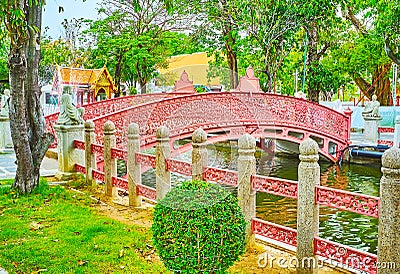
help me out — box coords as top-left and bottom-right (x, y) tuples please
(152, 180), (246, 273)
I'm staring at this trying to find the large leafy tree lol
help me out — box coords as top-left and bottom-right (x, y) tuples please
(171, 0), (242, 90)
(242, 0), (301, 92)
(341, 4), (393, 105)
(295, 0), (341, 102)
(0, 0), (54, 193)
(88, 0), (191, 93)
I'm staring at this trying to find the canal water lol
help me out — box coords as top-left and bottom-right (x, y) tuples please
(141, 142), (381, 254)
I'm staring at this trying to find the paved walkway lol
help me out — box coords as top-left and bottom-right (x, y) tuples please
(0, 152), (58, 180)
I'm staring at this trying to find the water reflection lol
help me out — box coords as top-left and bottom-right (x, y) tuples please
(141, 143), (381, 254)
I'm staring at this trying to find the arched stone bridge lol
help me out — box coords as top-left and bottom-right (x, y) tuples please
(78, 92), (351, 162)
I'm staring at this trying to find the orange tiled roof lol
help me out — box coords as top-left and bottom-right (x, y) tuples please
(58, 67), (104, 86)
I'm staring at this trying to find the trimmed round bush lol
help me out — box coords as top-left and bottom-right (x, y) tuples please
(152, 180), (246, 273)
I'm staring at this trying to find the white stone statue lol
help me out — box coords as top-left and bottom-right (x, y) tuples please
(0, 89), (10, 117)
(362, 95), (381, 118)
(57, 92), (84, 125)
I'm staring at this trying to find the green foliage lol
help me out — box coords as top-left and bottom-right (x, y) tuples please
(152, 180), (246, 273)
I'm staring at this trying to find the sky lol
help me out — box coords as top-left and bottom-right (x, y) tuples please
(42, 0), (101, 39)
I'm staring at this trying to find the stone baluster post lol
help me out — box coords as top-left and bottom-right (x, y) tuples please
(394, 115), (400, 148)
(344, 107), (353, 143)
(297, 138), (320, 274)
(156, 126), (171, 200)
(128, 123), (141, 207)
(84, 121), (96, 186)
(237, 133), (256, 237)
(378, 147), (400, 273)
(192, 128), (207, 181)
(54, 124), (84, 180)
(104, 121), (117, 197)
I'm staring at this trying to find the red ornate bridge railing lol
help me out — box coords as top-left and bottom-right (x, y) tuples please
(91, 92), (351, 162)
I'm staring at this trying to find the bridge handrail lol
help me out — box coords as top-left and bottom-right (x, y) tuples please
(251, 218), (378, 273)
(90, 92), (350, 162)
(316, 185), (379, 218)
(203, 166), (238, 186)
(45, 92), (193, 148)
(251, 174), (298, 199)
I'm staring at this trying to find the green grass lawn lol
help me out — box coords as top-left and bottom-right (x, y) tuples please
(0, 181), (168, 274)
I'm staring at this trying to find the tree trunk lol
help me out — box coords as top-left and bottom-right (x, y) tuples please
(140, 78), (147, 94)
(223, 23), (239, 90)
(372, 64), (391, 106)
(9, 3), (53, 193)
(114, 51), (124, 96)
(306, 23), (320, 103)
(353, 64), (391, 106)
(263, 58), (273, 92)
(225, 44), (238, 90)
(354, 75), (375, 99)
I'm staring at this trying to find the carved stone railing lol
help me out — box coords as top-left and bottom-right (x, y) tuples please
(69, 118), (387, 274)
(46, 93), (191, 148)
(314, 237), (377, 274)
(378, 127), (394, 133)
(75, 163), (86, 174)
(92, 169), (105, 182)
(316, 186), (379, 218)
(136, 152), (156, 168)
(112, 176), (128, 190)
(166, 158), (192, 176)
(251, 174), (298, 199)
(203, 166), (238, 186)
(136, 184), (157, 201)
(252, 219), (378, 273)
(91, 92), (350, 162)
(111, 148), (127, 161)
(252, 218), (297, 247)
(73, 140), (85, 150)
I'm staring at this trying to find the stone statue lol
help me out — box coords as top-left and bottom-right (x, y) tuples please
(362, 95), (381, 118)
(57, 93), (85, 125)
(0, 89), (10, 117)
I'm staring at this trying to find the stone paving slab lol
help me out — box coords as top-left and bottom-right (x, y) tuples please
(0, 152), (58, 180)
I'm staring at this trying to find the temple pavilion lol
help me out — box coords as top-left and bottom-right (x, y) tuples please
(52, 65), (116, 106)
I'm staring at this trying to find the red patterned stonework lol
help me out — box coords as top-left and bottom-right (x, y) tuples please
(92, 169), (105, 182)
(166, 158), (192, 176)
(91, 144), (104, 155)
(315, 186), (379, 218)
(111, 148), (127, 161)
(73, 140), (85, 150)
(315, 237), (377, 274)
(136, 153), (156, 168)
(203, 166), (238, 186)
(91, 92), (349, 162)
(75, 164), (86, 174)
(377, 139), (394, 147)
(252, 174), (298, 198)
(252, 218), (297, 247)
(45, 93), (191, 148)
(112, 176), (128, 191)
(378, 127), (395, 133)
(137, 184), (157, 201)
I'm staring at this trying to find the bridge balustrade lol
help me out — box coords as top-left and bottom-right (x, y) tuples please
(45, 92), (194, 148)
(69, 120), (400, 274)
(90, 92), (352, 163)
